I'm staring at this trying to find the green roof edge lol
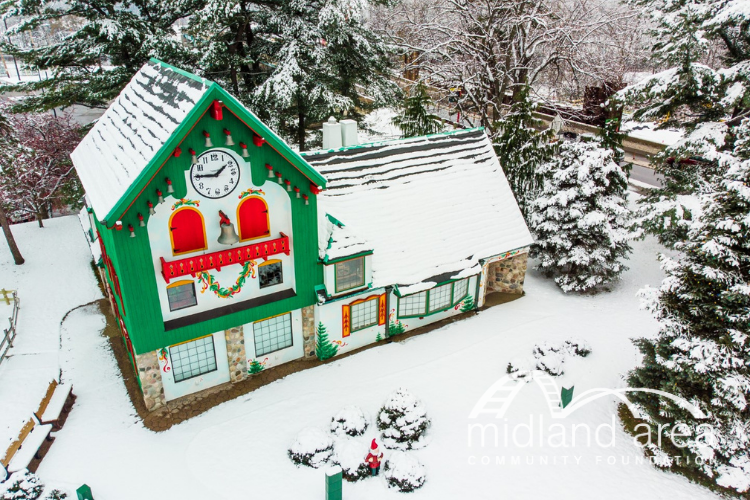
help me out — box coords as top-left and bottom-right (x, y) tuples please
(148, 58), (211, 85)
(104, 63), (327, 223)
(301, 127), (487, 157)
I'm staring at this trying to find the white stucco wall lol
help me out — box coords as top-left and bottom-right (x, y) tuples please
(146, 147), (295, 322)
(243, 308), (304, 371)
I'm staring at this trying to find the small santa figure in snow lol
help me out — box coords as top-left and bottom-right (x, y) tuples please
(365, 438), (384, 476)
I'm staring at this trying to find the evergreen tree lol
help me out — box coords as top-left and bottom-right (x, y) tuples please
(529, 141), (633, 293)
(315, 322), (338, 360)
(0, 0), (203, 112)
(240, 0), (398, 150)
(492, 85), (555, 220)
(392, 81), (443, 138)
(627, 125), (750, 492)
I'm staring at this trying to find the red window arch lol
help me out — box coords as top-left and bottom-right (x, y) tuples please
(237, 196), (270, 241)
(169, 208), (207, 255)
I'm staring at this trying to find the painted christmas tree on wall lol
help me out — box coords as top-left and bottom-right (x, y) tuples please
(315, 322), (338, 361)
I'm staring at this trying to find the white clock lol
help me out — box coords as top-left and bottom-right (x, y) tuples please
(190, 149), (240, 199)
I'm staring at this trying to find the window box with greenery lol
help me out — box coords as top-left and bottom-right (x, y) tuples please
(335, 256), (366, 293)
(397, 278), (471, 319)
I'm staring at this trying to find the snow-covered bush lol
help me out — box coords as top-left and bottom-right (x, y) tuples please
(333, 439), (369, 482)
(563, 338), (591, 357)
(288, 428), (334, 468)
(1, 470), (44, 500)
(377, 388), (430, 450)
(529, 141), (633, 293)
(330, 406), (369, 437)
(535, 352), (565, 376)
(383, 451), (426, 492)
(506, 357), (535, 380)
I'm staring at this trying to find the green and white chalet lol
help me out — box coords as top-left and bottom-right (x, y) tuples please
(72, 60), (532, 411)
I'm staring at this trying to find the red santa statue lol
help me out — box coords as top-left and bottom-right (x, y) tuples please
(365, 439), (384, 476)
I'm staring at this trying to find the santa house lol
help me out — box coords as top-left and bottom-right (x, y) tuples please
(72, 59), (532, 412)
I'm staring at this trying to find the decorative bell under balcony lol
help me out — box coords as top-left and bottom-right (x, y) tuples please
(217, 210), (240, 246)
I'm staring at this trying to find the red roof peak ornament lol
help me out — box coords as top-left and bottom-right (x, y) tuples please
(253, 134), (266, 147)
(173, 146), (182, 157)
(310, 183), (322, 195)
(210, 100), (224, 121)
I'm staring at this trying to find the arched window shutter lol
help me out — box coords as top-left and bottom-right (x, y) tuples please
(237, 197), (270, 241)
(170, 208), (207, 255)
(342, 304), (351, 338)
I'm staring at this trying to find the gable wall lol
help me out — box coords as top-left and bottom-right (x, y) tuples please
(96, 90), (323, 354)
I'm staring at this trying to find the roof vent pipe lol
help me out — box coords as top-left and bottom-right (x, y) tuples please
(322, 117), (342, 150)
(340, 119), (358, 147)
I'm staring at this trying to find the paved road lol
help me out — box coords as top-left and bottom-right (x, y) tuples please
(1, 90), (105, 125)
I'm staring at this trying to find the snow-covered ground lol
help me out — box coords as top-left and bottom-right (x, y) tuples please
(621, 121), (683, 146)
(0, 217), (718, 498)
(0, 216), (102, 454)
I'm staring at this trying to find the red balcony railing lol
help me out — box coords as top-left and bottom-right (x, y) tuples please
(161, 232), (290, 283)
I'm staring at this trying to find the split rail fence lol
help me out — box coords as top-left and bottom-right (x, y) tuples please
(0, 289), (19, 366)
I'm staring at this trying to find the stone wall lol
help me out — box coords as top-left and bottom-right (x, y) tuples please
(136, 351), (166, 411)
(225, 326), (248, 383)
(487, 253), (528, 295)
(302, 305), (316, 359)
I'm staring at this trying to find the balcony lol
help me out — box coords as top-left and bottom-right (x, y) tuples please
(161, 232), (290, 284)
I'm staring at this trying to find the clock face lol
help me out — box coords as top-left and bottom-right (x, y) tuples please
(190, 150), (240, 199)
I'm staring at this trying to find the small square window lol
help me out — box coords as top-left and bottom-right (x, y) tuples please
(167, 282), (197, 311)
(259, 261), (283, 288)
(351, 299), (378, 331)
(253, 313), (293, 356)
(335, 257), (365, 293)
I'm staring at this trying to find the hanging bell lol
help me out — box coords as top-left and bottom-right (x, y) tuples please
(294, 187), (300, 198)
(276, 172), (283, 185)
(266, 164), (274, 178)
(138, 213), (145, 227)
(148, 201), (156, 215)
(166, 178), (174, 194)
(217, 210), (240, 245)
(203, 131), (212, 148)
(128, 224), (136, 238)
(224, 129), (234, 146)
(303, 194), (309, 205)
(240, 143), (249, 157)
(285, 180), (292, 192)
(157, 189), (164, 204)
(189, 148), (198, 165)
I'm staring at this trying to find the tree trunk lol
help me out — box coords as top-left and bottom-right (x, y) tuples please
(36, 211), (45, 228)
(0, 205), (25, 265)
(298, 113), (306, 152)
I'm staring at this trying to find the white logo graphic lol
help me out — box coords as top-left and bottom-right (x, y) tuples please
(468, 371), (707, 420)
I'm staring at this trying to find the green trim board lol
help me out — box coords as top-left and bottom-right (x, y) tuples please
(396, 276), (473, 319)
(322, 250), (373, 265)
(104, 61), (327, 226)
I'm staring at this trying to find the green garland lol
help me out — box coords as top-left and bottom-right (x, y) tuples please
(171, 198), (200, 210)
(197, 260), (257, 298)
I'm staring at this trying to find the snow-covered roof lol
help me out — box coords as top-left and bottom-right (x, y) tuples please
(318, 213), (372, 262)
(70, 60), (209, 220)
(303, 129), (533, 292)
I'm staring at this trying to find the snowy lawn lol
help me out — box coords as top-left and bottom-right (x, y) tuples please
(32, 234), (723, 499)
(0, 216), (102, 452)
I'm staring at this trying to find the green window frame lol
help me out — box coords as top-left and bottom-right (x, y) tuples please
(397, 278), (472, 319)
(334, 256), (366, 293)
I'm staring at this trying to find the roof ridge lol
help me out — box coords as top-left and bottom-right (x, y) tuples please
(301, 127), (486, 157)
(148, 58), (212, 86)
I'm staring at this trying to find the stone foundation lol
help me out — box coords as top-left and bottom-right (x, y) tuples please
(136, 351), (166, 411)
(488, 253), (528, 294)
(225, 326), (248, 383)
(302, 305), (316, 359)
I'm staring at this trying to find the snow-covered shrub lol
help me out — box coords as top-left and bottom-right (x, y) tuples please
(1, 470), (44, 500)
(330, 406), (369, 437)
(506, 357), (535, 380)
(377, 388), (430, 450)
(535, 353), (565, 376)
(43, 491), (66, 500)
(563, 338), (591, 357)
(383, 451), (426, 492)
(288, 428), (334, 468)
(532, 342), (560, 358)
(529, 141), (633, 293)
(333, 439), (369, 482)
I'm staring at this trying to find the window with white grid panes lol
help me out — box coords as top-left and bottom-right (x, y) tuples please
(428, 283), (453, 312)
(170, 335), (217, 383)
(452, 279), (469, 303)
(398, 291), (427, 317)
(351, 299), (378, 332)
(253, 313), (293, 356)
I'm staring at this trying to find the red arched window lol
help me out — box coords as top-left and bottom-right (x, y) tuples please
(169, 208), (207, 255)
(237, 196), (270, 241)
